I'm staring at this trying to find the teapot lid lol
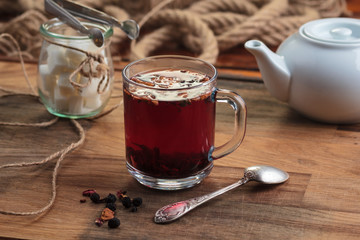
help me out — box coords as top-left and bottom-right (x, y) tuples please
(302, 18), (360, 44)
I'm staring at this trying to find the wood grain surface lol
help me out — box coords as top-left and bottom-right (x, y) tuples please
(0, 59), (360, 240)
(2, 1), (360, 238)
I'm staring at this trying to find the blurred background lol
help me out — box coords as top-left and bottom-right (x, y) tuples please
(0, 0), (355, 69)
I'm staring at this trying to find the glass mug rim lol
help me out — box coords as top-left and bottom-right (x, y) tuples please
(122, 55), (218, 91)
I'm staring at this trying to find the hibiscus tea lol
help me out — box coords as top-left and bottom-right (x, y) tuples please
(123, 69), (216, 179)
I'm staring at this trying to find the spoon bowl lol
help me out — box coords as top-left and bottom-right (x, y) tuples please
(117, 19), (140, 40)
(154, 165), (289, 223)
(245, 165), (289, 184)
(88, 28), (105, 47)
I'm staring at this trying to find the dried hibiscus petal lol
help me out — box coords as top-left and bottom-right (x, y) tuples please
(101, 208), (115, 221)
(95, 217), (104, 227)
(116, 190), (127, 200)
(82, 189), (97, 197)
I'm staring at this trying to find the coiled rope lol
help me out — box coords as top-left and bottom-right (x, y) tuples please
(0, 0), (350, 64)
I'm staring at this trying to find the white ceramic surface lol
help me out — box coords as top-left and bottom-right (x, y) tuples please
(245, 18), (360, 123)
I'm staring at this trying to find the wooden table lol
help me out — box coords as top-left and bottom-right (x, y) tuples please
(1, 55), (360, 239)
(2, 0), (360, 237)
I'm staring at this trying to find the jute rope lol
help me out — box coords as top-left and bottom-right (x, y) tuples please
(130, 0), (347, 63)
(0, 119), (85, 216)
(131, 8), (219, 63)
(0, 10), (47, 60)
(0, 33), (118, 215)
(0, 34), (36, 95)
(0, 0), (349, 63)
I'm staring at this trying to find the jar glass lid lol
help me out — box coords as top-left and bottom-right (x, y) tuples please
(301, 18), (360, 44)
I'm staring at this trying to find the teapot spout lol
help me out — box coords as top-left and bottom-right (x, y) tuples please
(245, 40), (291, 102)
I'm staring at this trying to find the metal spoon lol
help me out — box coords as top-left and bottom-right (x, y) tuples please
(53, 0), (140, 40)
(154, 165), (289, 224)
(44, 0), (105, 47)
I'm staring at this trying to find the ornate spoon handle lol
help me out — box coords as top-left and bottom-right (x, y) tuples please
(154, 177), (250, 223)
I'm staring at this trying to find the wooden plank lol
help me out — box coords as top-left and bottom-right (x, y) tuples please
(1, 60), (360, 239)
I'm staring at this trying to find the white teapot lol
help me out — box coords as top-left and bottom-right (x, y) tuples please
(245, 18), (360, 124)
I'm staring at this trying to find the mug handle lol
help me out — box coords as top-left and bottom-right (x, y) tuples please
(209, 88), (247, 161)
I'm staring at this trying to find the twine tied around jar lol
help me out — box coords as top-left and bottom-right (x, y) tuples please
(45, 39), (111, 95)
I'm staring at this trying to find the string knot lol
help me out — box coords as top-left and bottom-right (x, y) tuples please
(70, 50), (110, 94)
(87, 51), (103, 62)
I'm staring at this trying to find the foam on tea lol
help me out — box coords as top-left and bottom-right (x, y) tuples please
(128, 69), (211, 101)
(132, 69), (210, 89)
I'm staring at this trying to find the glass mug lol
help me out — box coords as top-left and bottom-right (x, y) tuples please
(122, 55), (246, 190)
(38, 18), (114, 118)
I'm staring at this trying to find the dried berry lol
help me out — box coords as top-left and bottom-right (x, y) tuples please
(106, 202), (116, 211)
(83, 189), (97, 197)
(95, 217), (104, 227)
(108, 217), (120, 228)
(121, 196), (132, 208)
(82, 189), (144, 228)
(105, 193), (117, 203)
(101, 208), (115, 221)
(132, 197), (143, 207)
(90, 192), (100, 203)
(116, 190), (127, 200)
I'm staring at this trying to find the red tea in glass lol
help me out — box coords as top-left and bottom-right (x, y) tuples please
(124, 69), (215, 179)
(122, 56), (247, 190)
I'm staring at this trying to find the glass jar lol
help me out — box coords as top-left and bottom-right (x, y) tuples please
(38, 18), (114, 118)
